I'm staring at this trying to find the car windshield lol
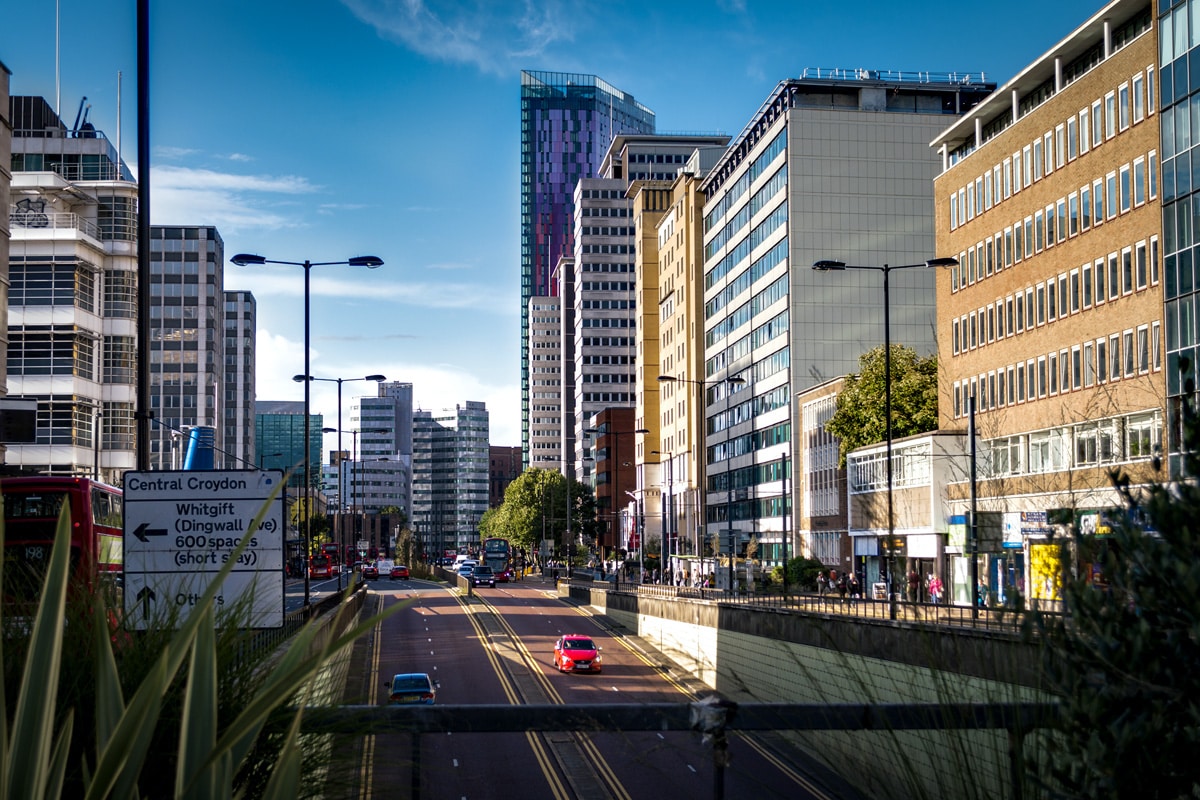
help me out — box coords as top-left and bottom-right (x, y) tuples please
(392, 675), (430, 692)
(474, 567), (492, 574)
(564, 638), (596, 650)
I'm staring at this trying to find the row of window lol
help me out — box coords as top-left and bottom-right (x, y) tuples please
(951, 150), (1158, 292)
(952, 321), (1162, 419)
(578, 226), (633, 236)
(581, 262), (632, 272)
(952, 237), (1160, 356)
(986, 410), (1161, 477)
(949, 63), (1155, 231)
(703, 128), (786, 233)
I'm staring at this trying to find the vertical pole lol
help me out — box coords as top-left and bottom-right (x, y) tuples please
(135, 0), (151, 471)
(336, 380), (344, 592)
(883, 266), (896, 621)
(726, 381), (734, 595)
(93, 409), (102, 480)
(302, 261), (312, 609)
(970, 392), (979, 619)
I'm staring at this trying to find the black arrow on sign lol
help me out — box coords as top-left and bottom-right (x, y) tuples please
(132, 522), (167, 543)
(136, 586), (156, 620)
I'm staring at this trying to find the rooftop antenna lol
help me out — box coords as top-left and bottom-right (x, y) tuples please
(55, 0), (60, 117)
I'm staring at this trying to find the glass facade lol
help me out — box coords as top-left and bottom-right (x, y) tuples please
(1160, 0), (1200, 474)
(519, 71), (655, 465)
(256, 404), (323, 488)
(412, 401), (490, 555)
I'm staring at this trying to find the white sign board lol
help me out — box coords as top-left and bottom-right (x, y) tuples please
(123, 470), (285, 629)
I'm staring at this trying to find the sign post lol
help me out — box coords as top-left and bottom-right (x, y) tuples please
(123, 470), (285, 629)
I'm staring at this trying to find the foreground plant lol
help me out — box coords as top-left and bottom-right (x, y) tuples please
(1, 490), (398, 799)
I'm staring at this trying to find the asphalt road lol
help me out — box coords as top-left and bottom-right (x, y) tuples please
(327, 576), (834, 800)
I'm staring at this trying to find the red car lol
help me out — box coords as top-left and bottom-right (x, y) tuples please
(390, 564), (410, 580)
(361, 562), (379, 580)
(553, 634), (602, 673)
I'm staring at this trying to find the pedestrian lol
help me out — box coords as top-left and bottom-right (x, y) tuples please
(907, 569), (921, 603)
(836, 572), (848, 600)
(848, 572), (860, 599)
(929, 574), (943, 604)
(817, 570), (828, 596)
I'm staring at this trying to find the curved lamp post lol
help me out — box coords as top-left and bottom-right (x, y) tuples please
(583, 425), (649, 580)
(658, 374), (744, 593)
(299, 373), (386, 592)
(812, 257), (958, 619)
(231, 252), (383, 610)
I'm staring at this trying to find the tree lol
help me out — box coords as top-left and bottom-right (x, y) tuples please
(481, 468), (598, 558)
(1024, 390), (1200, 798)
(823, 344), (938, 466)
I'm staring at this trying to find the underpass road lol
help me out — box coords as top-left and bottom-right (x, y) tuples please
(344, 576), (830, 800)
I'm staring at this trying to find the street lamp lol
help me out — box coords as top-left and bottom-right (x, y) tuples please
(812, 257), (958, 619)
(658, 374), (744, 593)
(322, 425), (388, 590)
(651, 449), (677, 581)
(258, 451), (283, 470)
(583, 424), (649, 580)
(300, 373), (386, 591)
(232, 252), (383, 610)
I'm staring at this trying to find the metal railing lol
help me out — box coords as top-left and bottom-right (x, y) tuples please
(9, 208), (102, 239)
(565, 578), (1064, 633)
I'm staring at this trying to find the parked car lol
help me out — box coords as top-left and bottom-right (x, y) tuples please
(553, 634), (602, 673)
(390, 564), (410, 580)
(384, 672), (438, 705)
(361, 562), (379, 580)
(470, 565), (496, 588)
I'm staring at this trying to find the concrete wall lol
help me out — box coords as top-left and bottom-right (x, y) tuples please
(577, 585), (1049, 800)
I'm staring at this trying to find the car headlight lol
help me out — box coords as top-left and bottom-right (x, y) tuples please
(593, 654), (601, 663)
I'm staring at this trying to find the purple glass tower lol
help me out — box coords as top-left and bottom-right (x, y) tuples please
(520, 71), (655, 465)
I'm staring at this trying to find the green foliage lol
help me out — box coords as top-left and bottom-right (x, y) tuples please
(482, 469), (598, 556)
(1, 482), (401, 798)
(824, 344), (938, 466)
(1025, 402), (1200, 799)
(782, 556), (825, 590)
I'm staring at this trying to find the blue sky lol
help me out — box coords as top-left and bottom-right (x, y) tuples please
(2, 0), (1107, 451)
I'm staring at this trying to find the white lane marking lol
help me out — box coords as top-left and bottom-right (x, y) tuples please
(453, 758), (459, 767)
(687, 764), (697, 773)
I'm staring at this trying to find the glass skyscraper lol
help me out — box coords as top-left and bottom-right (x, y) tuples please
(519, 71), (655, 465)
(1159, 0), (1199, 475)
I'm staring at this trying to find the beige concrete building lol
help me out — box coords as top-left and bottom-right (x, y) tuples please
(932, 0), (1162, 601)
(654, 148), (728, 561)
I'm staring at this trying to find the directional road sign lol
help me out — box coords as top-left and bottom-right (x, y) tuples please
(123, 469), (285, 629)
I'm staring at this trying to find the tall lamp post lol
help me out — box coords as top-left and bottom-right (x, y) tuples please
(812, 257), (958, 620)
(658, 375), (744, 592)
(231, 252), (383, 610)
(301, 373), (386, 590)
(651, 449), (675, 580)
(584, 425), (648, 579)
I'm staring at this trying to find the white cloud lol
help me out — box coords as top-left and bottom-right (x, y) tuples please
(340, 0), (582, 74)
(225, 153), (254, 162)
(149, 165), (320, 231)
(257, 338), (521, 453)
(229, 270), (516, 312)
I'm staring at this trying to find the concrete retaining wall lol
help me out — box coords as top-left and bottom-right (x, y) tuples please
(571, 585), (1050, 800)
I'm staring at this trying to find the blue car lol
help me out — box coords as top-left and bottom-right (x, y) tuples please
(385, 672), (438, 705)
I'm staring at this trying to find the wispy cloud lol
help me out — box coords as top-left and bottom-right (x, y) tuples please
(340, 0), (582, 74)
(225, 153), (254, 162)
(228, 270), (516, 312)
(155, 145), (199, 160)
(149, 165), (320, 231)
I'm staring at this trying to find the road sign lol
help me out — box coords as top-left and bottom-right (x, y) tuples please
(123, 470), (285, 629)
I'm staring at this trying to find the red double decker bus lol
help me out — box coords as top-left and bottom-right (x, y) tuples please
(1, 476), (124, 601)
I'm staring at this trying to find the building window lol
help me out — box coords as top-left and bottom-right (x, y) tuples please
(1123, 248), (1134, 295)
(1081, 184), (1092, 229)
(1134, 156), (1146, 206)
(1037, 284), (1047, 325)
(1070, 269), (1081, 313)
(1153, 321), (1162, 370)
(1084, 341), (1096, 387)
(1105, 91), (1117, 139)
(1120, 164), (1131, 213)
(1083, 263), (1093, 308)
(1095, 257), (1106, 303)
(1093, 178), (1104, 225)
(1067, 117), (1078, 160)
(1123, 330), (1135, 377)
(1106, 172), (1118, 219)
(1091, 99), (1103, 146)
(1080, 106), (1091, 154)
(1098, 337), (1109, 383)
(1049, 351), (1059, 394)
(1119, 82), (1131, 130)
(1133, 72), (1145, 123)
(1047, 279), (1058, 320)
(1038, 357), (1047, 397)
(1060, 348), (1071, 392)
(1109, 334), (1121, 381)
(1108, 254), (1120, 301)
(1137, 325), (1150, 373)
